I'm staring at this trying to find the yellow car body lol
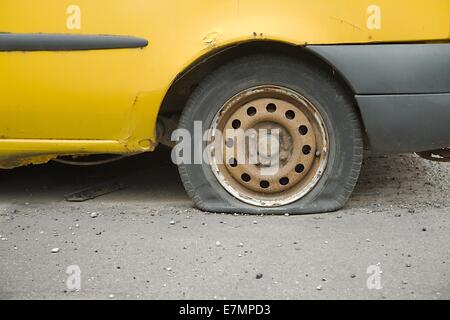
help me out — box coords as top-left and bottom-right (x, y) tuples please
(0, 0), (449, 168)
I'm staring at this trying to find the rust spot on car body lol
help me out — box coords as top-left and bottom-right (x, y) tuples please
(0, 154), (57, 169)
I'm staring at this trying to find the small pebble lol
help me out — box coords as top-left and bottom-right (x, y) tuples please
(256, 273), (263, 279)
(51, 248), (60, 253)
(90, 212), (99, 218)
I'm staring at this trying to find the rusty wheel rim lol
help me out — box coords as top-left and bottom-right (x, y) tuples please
(208, 86), (329, 207)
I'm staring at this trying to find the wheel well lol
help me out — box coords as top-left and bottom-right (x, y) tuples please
(158, 40), (367, 144)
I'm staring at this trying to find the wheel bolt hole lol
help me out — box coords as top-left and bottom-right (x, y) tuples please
(299, 125), (308, 135)
(260, 180), (270, 189)
(241, 173), (251, 182)
(232, 120), (241, 129)
(295, 164), (305, 173)
(302, 145), (312, 155)
(229, 158), (238, 167)
(266, 103), (277, 113)
(247, 107), (257, 116)
(279, 177), (290, 186)
(285, 110), (296, 120)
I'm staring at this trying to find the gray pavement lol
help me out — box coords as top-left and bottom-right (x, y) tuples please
(0, 149), (449, 299)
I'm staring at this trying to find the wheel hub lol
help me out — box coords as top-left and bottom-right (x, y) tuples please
(208, 86), (328, 207)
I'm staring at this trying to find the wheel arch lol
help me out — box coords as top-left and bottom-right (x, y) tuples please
(158, 40), (367, 144)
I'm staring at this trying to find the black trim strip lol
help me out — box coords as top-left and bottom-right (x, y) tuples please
(0, 33), (148, 51)
(356, 93), (450, 153)
(307, 44), (450, 94)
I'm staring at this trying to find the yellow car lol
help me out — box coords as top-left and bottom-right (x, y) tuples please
(1, 0), (449, 214)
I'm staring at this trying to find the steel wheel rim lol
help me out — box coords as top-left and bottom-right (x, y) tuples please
(208, 85), (329, 207)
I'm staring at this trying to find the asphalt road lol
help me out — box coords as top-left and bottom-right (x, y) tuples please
(0, 149), (449, 300)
